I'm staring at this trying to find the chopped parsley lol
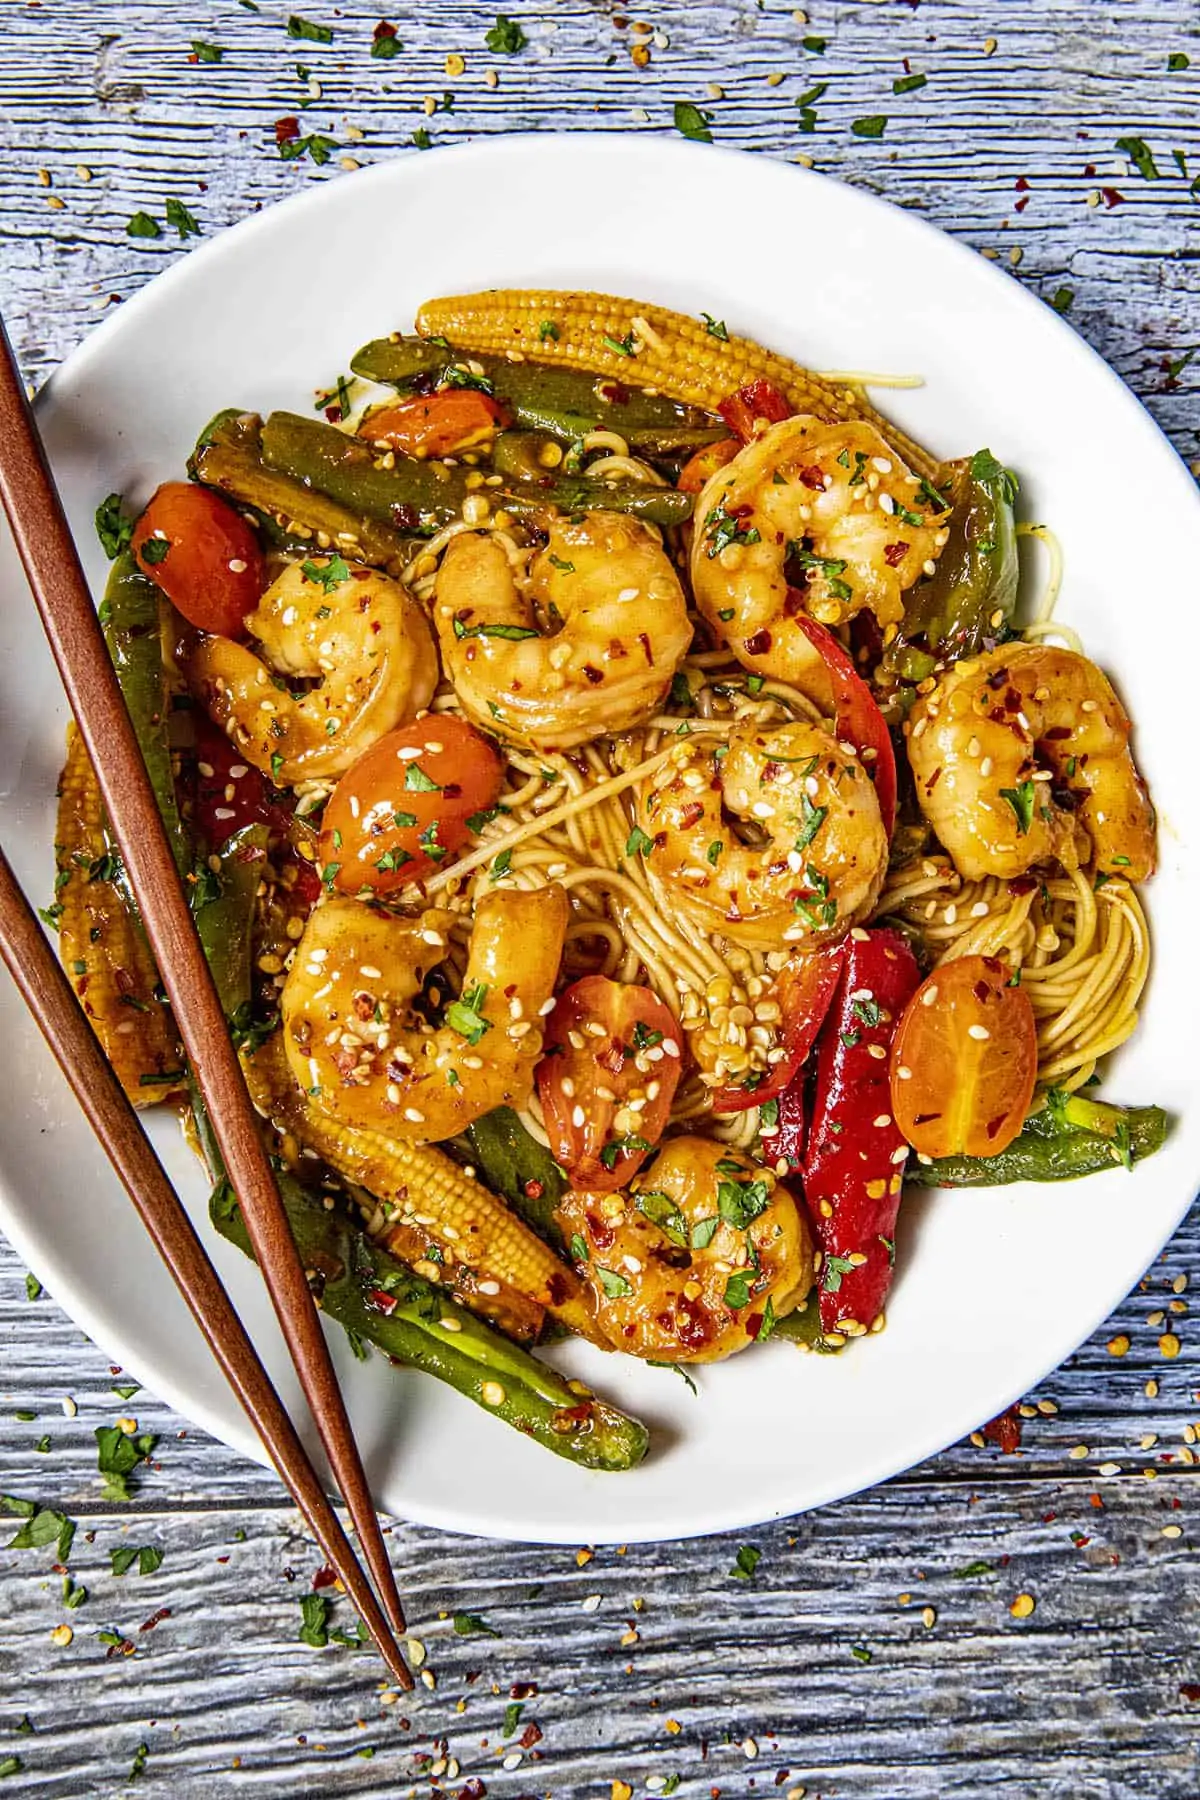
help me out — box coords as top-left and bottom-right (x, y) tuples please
(95, 493), (134, 559)
(916, 475), (951, 513)
(538, 320), (560, 341)
(465, 804), (505, 833)
(625, 825), (654, 858)
(793, 794), (827, 852)
(852, 996), (884, 1029)
(404, 762), (442, 793)
(717, 1177), (771, 1230)
(674, 101), (714, 143)
(602, 331), (637, 357)
(1051, 286), (1075, 314)
(95, 1424), (157, 1502)
(851, 115), (888, 139)
(490, 847), (513, 880)
(701, 311), (729, 341)
(298, 1592), (330, 1647)
(139, 536), (170, 565)
(547, 553), (575, 573)
(634, 1190), (688, 1247)
(690, 1216), (719, 1250)
(999, 779), (1036, 836)
(287, 14), (333, 43)
(279, 133), (336, 166)
(596, 1265), (634, 1299)
(790, 543), (852, 601)
(446, 981), (491, 1046)
(418, 821), (445, 863)
(126, 210), (161, 240)
(452, 1610), (501, 1637)
(1115, 135), (1161, 181)
(729, 1543), (761, 1580)
(598, 1134), (653, 1171)
(705, 500), (761, 557)
(371, 22), (401, 58)
(111, 1544), (163, 1577)
(451, 618), (538, 640)
(391, 810), (417, 829)
(822, 1253), (856, 1294)
(893, 72), (927, 94)
(756, 1295), (778, 1340)
(485, 14), (528, 54)
(802, 34), (826, 52)
(569, 1232), (589, 1264)
(970, 447), (1019, 506)
(300, 554), (350, 591)
(165, 196), (201, 240)
(1168, 52), (1190, 72)
(441, 362), (495, 392)
(706, 839), (723, 866)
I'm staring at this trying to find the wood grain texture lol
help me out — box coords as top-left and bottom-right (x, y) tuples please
(1, 0), (1199, 1792)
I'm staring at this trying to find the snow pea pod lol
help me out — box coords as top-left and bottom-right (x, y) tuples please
(260, 411), (694, 531)
(906, 1091), (1168, 1187)
(100, 553), (189, 876)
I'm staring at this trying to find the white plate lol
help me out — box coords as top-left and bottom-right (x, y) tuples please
(1, 135), (1197, 1544)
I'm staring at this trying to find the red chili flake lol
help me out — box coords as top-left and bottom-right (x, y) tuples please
(883, 541), (908, 566)
(1015, 177), (1030, 192)
(1084, 163), (1096, 177)
(312, 1563), (338, 1590)
(518, 1723), (543, 1750)
(1090, 1493), (1105, 1509)
(1180, 1684), (1200, 1702)
(582, 663), (604, 685)
(139, 1607), (171, 1633)
(798, 464), (826, 490)
(982, 1406), (1023, 1454)
(367, 1287), (398, 1315)
(373, 19), (398, 44)
(1101, 187), (1125, 208)
(1015, 196), (1030, 213)
(744, 628), (772, 656)
(459, 1782), (487, 1800)
(275, 116), (302, 145)
(1042, 1512), (1057, 1523)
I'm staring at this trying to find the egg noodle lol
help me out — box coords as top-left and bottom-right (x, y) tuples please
(392, 437), (1148, 1156)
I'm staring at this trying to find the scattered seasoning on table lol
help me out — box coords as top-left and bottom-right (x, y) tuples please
(1115, 136), (1161, 180)
(674, 102), (714, 143)
(287, 15), (333, 44)
(485, 16), (528, 55)
(851, 115), (888, 138)
(190, 40), (223, 63)
(1009, 1592), (1036, 1619)
(372, 20), (401, 59)
(125, 211), (161, 240)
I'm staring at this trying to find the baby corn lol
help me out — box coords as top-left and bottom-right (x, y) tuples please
(415, 288), (938, 479)
(54, 726), (183, 1105)
(245, 1036), (598, 1343)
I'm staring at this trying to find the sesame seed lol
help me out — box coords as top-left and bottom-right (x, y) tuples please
(896, 1065), (912, 1080)
(1068, 1444), (1090, 1460)
(1159, 1333), (1182, 1359)
(403, 1107), (425, 1124)
(1009, 1593), (1036, 1620)
(921, 986), (938, 1007)
(1098, 1462), (1121, 1477)
(581, 1593), (602, 1613)
(481, 1381), (505, 1407)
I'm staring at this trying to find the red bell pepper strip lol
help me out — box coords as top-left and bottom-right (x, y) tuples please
(713, 941), (846, 1114)
(186, 714), (322, 907)
(803, 927), (922, 1338)
(717, 379), (794, 444)
(789, 608), (898, 836)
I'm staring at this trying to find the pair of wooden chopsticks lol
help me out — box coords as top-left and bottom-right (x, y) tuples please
(0, 317), (412, 1689)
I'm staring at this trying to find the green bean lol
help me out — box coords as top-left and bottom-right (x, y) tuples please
(100, 554), (188, 875)
(261, 411), (694, 530)
(466, 1107), (567, 1249)
(352, 335), (726, 452)
(190, 409), (413, 567)
(907, 1092), (1169, 1187)
(208, 1175), (648, 1471)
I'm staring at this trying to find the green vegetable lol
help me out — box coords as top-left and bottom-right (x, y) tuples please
(907, 1092), (1169, 1186)
(209, 1173), (647, 1471)
(851, 115), (888, 138)
(261, 410), (693, 531)
(100, 556), (189, 876)
(465, 1106), (567, 1248)
(1115, 135), (1161, 181)
(771, 1292), (841, 1353)
(881, 448), (1019, 687)
(485, 14), (527, 53)
(287, 14), (333, 43)
(190, 409), (412, 567)
(126, 211), (161, 241)
(674, 101), (713, 142)
(351, 338), (724, 453)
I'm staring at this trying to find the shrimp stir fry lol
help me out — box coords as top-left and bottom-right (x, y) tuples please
(183, 556), (438, 783)
(906, 643), (1155, 882)
(435, 511), (691, 751)
(636, 719), (889, 949)
(557, 1137), (814, 1363)
(690, 416), (947, 698)
(281, 885), (569, 1144)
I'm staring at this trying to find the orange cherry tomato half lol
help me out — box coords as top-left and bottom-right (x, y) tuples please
(889, 953), (1037, 1159)
(536, 977), (683, 1191)
(360, 390), (510, 459)
(131, 481), (265, 639)
(319, 716), (504, 895)
(677, 436), (738, 494)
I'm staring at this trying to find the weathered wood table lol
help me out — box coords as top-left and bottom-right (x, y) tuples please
(0, 1), (1197, 1792)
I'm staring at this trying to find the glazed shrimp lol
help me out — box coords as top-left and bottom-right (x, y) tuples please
(635, 718), (888, 950)
(281, 884), (569, 1144)
(906, 642), (1155, 882)
(434, 512), (692, 751)
(184, 555), (438, 783)
(556, 1137), (814, 1363)
(690, 416), (947, 698)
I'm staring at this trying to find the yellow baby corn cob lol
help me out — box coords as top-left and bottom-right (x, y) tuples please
(415, 289), (938, 478)
(244, 1036), (598, 1344)
(55, 726), (183, 1106)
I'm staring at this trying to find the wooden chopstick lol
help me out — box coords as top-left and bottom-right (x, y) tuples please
(0, 315), (410, 1656)
(0, 845), (412, 1689)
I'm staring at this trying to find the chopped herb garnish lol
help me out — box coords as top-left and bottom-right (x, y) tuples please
(538, 319), (560, 341)
(503, 1701), (524, 1737)
(404, 762), (441, 793)
(717, 1177), (771, 1230)
(756, 1295), (778, 1340)
(625, 825), (654, 858)
(674, 101), (714, 143)
(371, 22), (401, 58)
(412, 128), (432, 150)
(705, 500), (761, 557)
(598, 1134), (653, 1171)
(634, 1190), (688, 1247)
(851, 1644), (873, 1664)
(391, 810), (417, 830)
(321, 860), (342, 888)
(602, 331), (637, 357)
(790, 542), (852, 601)
(851, 115), (888, 139)
(893, 72), (927, 94)
(95, 1425), (156, 1503)
(126, 210), (161, 240)
(596, 1265), (634, 1298)
(701, 311), (729, 341)
(999, 780), (1036, 836)
(24, 1274), (41, 1302)
(446, 982), (491, 1046)
(802, 34), (826, 52)
(1115, 135), (1161, 181)
(418, 820), (445, 863)
(300, 554), (350, 591)
(139, 536), (170, 565)
(916, 475), (951, 513)
(1051, 286), (1075, 314)
(451, 617), (538, 641)
(485, 14), (528, 53)
(165, 196), (201, 240)
(453, 1610), (501, 1637)
(746, 673), (766, 694)
(822, 1253), (856, 1294)
(298, 1592), (330, 1646)
(793, 794), (828, 852)
(1168, 52), (1190, 72)
(490, 848), (513, 880)
(852, 997), (884, 1028)
(287, 14), (333, 43)
(729, 1543), (761, 1580)
(569, 1232), (589, 1264)
(279, 133), (337, 165)
(95, 493), (134, 559)
(722, 1270), (755, 1309)
(691, 1215), (718, 1250)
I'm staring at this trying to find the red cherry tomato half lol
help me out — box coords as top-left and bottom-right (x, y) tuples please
(717, 379), (794, 444)
(319, 716), (504, 895)
(713, 941), (847, 1113)
(187, 714), (321, 905)
(132, 481), (265, 639)
(790, 607), (898, 836)
(361, 390), (510, 458)
(890, 954), (1038, 1159)
(536, 977), (683, 1191)
(677, 436), (739, 495)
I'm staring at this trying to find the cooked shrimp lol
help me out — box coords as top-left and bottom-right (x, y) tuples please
(281, 884), (569, 1143)
(434, 512), (692, 751)
(906, 642), (1155, 882)
(635, 718), (888, 949)
(183, 555), (438, 783)
(690, 416), (947, 697)
(556, 1137), (814, 1363)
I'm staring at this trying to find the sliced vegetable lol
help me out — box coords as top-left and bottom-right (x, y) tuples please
(714, 942), (846, 1113)
(100, 554), (188, 874)
(790, 609), (898, 834)
(803, 928), (922, 1337)
(879, 449), (1019, 689)
(131, 481), (265, 638)
(890, 954), (1037, 1158)
(261, 411), (694, 532)
(361, 390), (510, 458)
(318, 716), (504, 894)
(717, 379), (794, 443)
(210, 1173), (648, 1471)
(536, 977), (682, 1190)
(465, 1107), (567, 1250)
(907, 1091), (1168, 1186)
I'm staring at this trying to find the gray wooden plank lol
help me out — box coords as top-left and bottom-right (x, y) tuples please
(0, 0), (1198, 1792)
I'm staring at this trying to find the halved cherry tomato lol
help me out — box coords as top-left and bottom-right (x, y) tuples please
(319, 715), (504, 895)
(890, 954), (1037, 1159)
(790, 607), (897, 836)
(713, 941), (846, 1113)
(360, 390), (510, 459)
(717, 379), (794, 444)
(536, 977), (683, 1191)
(132, 481), (265, 639)
(187, 714), (321, 904)
(677, 436), (738, 494)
